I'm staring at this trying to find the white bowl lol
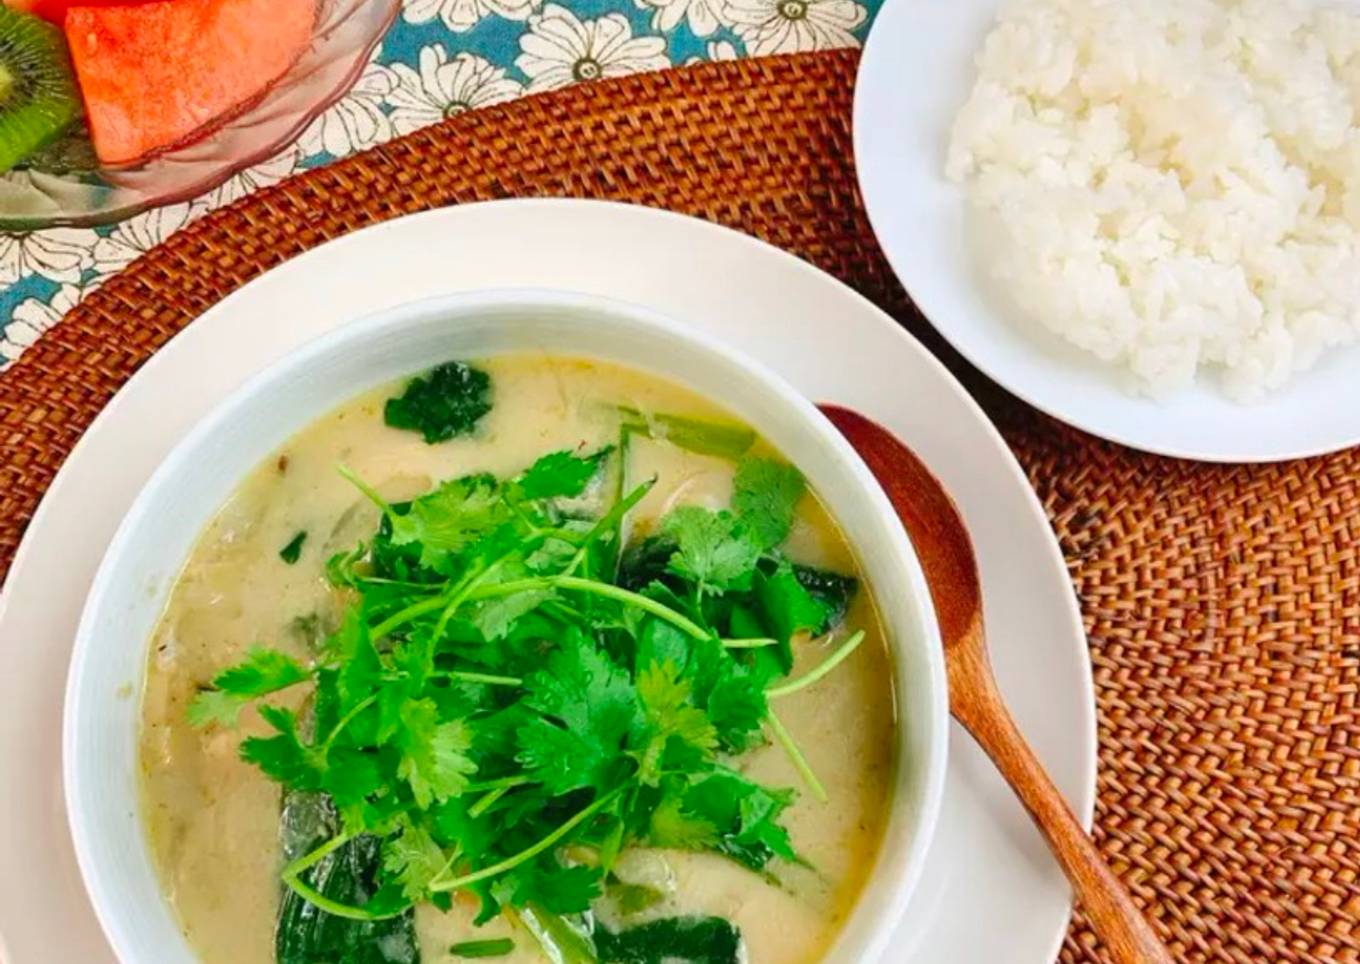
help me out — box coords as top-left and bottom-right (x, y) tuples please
(63, 288), (949, 963)
(854, 0), (1360, 462)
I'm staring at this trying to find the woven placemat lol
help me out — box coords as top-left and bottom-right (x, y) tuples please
(1, 50), (1357, 964)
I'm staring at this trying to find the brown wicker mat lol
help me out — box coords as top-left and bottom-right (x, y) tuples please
(1, 50), (1357, 964)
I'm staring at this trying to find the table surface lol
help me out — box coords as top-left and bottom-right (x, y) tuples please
(0, 0), (883, 369)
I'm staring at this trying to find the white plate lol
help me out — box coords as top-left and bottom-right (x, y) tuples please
(0, 199), (1094, 964)
(854, 0), (1360, 463)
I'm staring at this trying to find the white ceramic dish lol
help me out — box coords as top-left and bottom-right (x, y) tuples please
(0, 198), (1094, 964)
(63, 288), (951, 963)
(854, 0), (1360, 463)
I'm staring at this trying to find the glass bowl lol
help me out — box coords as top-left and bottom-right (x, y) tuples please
(0, 0), (399, 230)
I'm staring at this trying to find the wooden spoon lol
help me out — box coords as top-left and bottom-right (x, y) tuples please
(820, 404), (1174, 964)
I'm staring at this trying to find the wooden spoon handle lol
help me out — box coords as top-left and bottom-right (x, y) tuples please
(949, 643), (1175, 964)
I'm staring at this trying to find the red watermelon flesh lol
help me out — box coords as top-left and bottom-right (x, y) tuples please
(65, 0), (317, 164)
(3, 0), (162, 27)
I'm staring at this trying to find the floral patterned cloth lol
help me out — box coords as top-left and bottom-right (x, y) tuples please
(0, 0), (882, 368)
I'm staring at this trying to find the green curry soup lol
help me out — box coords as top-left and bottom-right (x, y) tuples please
(138, 354), (898, 964)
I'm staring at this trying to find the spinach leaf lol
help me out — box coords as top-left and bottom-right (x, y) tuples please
(385, 362), (492, 444)
(597, 916), (742, 964)
(518, 910), (743, 964)
(276, 792), (420, 964)
(792, 564), (858, 633)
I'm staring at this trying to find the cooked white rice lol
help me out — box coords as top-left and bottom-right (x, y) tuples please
(946, 0), (1360, 400)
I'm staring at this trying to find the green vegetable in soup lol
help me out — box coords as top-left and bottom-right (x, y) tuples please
(597, 916), (741, 964)
(450, 938), (515, 958)
(190, 404), (866, 963)
(518, 910), (742, 964)
(384, 361), (493, 444)
(276, 792), (420, 964)
(280, 531), (308, 565)
(615, 407), (755, 460)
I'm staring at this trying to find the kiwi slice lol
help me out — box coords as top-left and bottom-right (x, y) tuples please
(0, 7), (80, 174)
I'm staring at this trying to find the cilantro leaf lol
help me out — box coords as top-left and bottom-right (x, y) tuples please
(517, 644), (640, 794)
(682, 771), (798, 870)
(388, 474), (508, 575)
(396, 700), (477, 808)
(321, 747), (385, 809)
(240, 705), (324, 791)
(633, 661), (717, 784)
(661, 507), (760, 592)
(646, 784), (719, 851)
(185, 689), (246, 728)
(332, 608), (384, 710)
(705, 673), (767, 752)
(385, 361), (492, 444)
(212, 646), (310, 697)
(509, 858), (602, 915)
(732, 457), (805, 551)
(470, 589), (555, 642)
(188, 647), (311, 729)
(514, 448), (613, 501)
(632, 619), (764, 753)
(383, 819), (449, 902)
(755, 562), (830, 674)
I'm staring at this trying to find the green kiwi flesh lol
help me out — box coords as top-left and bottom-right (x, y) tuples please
(0, 7), (80, 174)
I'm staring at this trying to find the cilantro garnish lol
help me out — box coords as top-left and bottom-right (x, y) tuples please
(192, 417), (869, 962)
(732, 457), (804, 550)
(385, 361), (493, 444)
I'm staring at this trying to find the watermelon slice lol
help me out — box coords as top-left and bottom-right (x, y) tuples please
(3, 0), (163, 27)
(65, 0), (316, 164)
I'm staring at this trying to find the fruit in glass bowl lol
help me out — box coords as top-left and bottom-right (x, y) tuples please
(0, 0), (398, 228)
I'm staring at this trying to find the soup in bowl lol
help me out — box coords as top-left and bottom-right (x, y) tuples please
(64, 290), (948, 964)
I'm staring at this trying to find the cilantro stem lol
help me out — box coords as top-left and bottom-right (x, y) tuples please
(338, 464), (395, 517)
(429, 786), (625, 893)
(321, 694), (378, 751)
(721, 637), (779, 649)
(464, 775), (532, 793)
(766, 630), (867, 698)
(555, 577), (709, 640)
(434, 553), (515, 641)
(468, 577), (710, 641)
(368, 547), (525, 640)
(281, 830), (414, 921)
(605, 425), (639, 582)
(436, 670), (523, 687)
(765, 710), (828, 803)
(284, 873), (408, 921)
(282, 830), (355, 881)
(469, 785), (512, 818)
(370, 592), (451, 638)
(565, 477), (655, 577)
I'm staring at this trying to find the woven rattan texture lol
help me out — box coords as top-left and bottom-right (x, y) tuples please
(2, 51), (1358, 964)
